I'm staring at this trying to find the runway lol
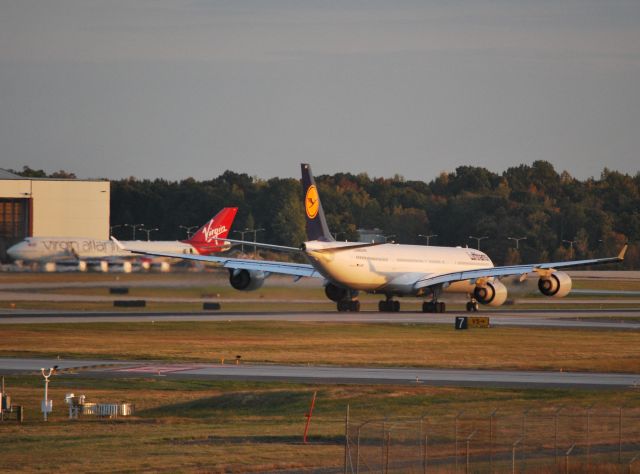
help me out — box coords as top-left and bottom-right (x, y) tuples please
(1, 308), (639, 330)
(1, 357), (639, 389)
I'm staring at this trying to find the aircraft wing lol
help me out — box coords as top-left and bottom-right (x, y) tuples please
(413, 245), (627, 290)
(112, 238), (321, 278)
(222, 238), (300, 252)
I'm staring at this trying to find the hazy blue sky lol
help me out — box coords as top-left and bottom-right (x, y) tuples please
(1, 0), (639, 181)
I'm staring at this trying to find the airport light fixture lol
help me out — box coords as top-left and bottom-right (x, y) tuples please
(123, 223), (145, 240)
(418, 234), (438, 246)
(140, 227), (159, 241)
(248, 228), (264, 256)
(562, 239), (577, 257)
(468, 235), (488, 250)
(507, 236), (527, 250)
(234, 228), (264, 255)
(233, 229), (250, 253)
(179, 225), (198, 239)
(109, 224), (123, 235)
(40, 366), (57, 421)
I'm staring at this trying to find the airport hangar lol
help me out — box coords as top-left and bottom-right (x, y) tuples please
(0, 168), (110, 261)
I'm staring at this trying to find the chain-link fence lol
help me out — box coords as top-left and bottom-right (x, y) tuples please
(344, 407), (640, 473)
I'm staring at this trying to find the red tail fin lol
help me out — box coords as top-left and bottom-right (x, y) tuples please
(185, 207), (238, 253)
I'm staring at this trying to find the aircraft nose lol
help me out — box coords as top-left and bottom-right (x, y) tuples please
(6, 242), (25, 261)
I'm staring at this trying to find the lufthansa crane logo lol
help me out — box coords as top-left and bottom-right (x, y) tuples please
(305, 185), (319, 219)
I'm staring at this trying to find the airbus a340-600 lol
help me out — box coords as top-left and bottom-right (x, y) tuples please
(116, 164), (626, 312)
(9, 207), (238, 271)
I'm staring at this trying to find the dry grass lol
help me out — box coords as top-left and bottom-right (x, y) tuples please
(1, 321), (639, 373)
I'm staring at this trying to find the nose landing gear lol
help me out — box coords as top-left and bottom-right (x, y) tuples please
(422, 300), (446, 313)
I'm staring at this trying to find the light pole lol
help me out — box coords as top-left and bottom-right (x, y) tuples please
(233, 229), (250, 253)
(248, 228), (264, 256)
(507, 236), (527, 250)
(468, 235), (488, 250)
(179, 225), (198, 239)
(418, 234), (438, 246)
(124, 223), (144, 240)
(109, 224), (123, 235)
(40, 366), (57, 421)
(562, 239), (576, 257)
(140, 227), (159, 241)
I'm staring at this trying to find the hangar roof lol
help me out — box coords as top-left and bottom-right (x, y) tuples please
(0, 168), (23, 179)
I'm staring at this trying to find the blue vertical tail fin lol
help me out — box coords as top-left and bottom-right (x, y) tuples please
(301, 163), (334, 242)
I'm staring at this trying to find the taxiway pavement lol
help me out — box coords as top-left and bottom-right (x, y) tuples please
(1, 309), (639, 330)
(1, 357), (638, 389)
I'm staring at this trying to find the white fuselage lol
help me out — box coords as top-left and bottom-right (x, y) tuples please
(304, 241), (494, 296)
(6, 237), (209, 262)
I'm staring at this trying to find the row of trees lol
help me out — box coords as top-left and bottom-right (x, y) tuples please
(12, 162), (640, 267)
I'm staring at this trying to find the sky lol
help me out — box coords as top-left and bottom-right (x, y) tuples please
(1, 0), (639, 181)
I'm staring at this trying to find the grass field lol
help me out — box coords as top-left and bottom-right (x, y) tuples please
(1, 321), (639, 373)
(2, 376), (640, 472)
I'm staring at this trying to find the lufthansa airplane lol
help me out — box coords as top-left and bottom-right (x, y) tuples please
(116, 164), (626, 313)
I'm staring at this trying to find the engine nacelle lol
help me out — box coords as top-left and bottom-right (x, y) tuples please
(324, 282), (358, 302)
(474, 281), (508, 307)
(229, 269), (266, 291)
(538, 271), (572, 298)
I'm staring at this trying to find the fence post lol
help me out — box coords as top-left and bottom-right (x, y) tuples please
(565, 443), (576, 474)
(619, 407), (623, 465)
(512, 438), (522, 474)
(356, 421), (371, 474)
(466, 429), (477, 474)
(343, 404), (350, 474)
(489, 409), (498, 472)
(381, 420), (386, 472)
(455, 410), (464, 473)
(586, 405), (592, 470)
(424, 434), (428, 474)
(521, 408), (530, 471)
(419, 415), (429, 474)
(385, 430), (391, 474)
(555, 406), (564, 465)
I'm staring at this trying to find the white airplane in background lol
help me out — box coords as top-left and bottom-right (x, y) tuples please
(116, 164), (626, 312)
(8, 207), (238, 272)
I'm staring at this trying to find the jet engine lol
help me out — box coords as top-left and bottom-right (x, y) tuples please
(229, 269), (266, 291)
(324, 282), (357, 302)
(473, 281), (508, 306)
(538, 271), (572, 298)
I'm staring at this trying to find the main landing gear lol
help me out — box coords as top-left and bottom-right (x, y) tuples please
(378, 298), (400, 312)
(422, 300), (446, 313)
(337, 299), (360, 312)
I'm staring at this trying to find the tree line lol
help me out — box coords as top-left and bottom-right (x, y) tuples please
(12, 162), (640, 268)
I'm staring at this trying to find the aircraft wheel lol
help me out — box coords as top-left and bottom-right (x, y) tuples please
(466, 302), (473, 312)
(350, 300), (361, 312)
(422, 301), (434, 313)
(473, 302), (479, 312)
(378, 301), (386, 312)
(337, 301), (349, 312)
(393, 300), (400, 312)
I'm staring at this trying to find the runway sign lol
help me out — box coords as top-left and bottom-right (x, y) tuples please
(455, 316), (468, 330)
(469, 316), (490, 328)
(455, 316), (490, 329)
